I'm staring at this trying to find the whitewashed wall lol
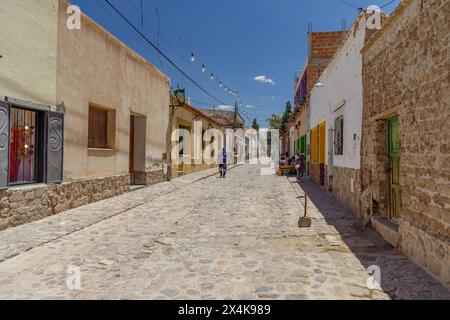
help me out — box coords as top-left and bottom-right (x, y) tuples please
(309, 13), (367, 170)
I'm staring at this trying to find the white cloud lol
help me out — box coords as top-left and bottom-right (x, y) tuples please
(216, 105), (233, 111)
(253, 75), (275, 85)
(244, 105), (256, 109)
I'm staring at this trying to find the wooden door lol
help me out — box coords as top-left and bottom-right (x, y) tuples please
(129, 116), (135, 183)
(388, 116), (401, 219)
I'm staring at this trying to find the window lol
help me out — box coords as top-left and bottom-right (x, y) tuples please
(88, 105), (115, 149)
(334, 116), (344, 155)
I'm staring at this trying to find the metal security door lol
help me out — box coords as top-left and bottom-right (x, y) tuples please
(0, 102), (10, 189)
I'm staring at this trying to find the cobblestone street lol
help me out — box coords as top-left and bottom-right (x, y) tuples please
(0, 165), (448, 300)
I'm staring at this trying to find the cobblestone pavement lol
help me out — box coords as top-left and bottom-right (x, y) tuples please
(0, 165), (448, 300)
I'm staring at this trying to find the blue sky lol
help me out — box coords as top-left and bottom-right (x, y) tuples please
(70, 0), (400, 127)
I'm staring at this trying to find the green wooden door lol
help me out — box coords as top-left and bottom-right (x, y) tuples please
(388, 116), (401, 219)
(300, 135), (307, 154)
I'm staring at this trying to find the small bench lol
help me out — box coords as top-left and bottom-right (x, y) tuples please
(278, 164), (296, 176)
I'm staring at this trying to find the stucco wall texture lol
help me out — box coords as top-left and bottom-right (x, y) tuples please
(56, 0), (170, 181)
(0, 0), (170, 182)
(0, 0), (59, 106)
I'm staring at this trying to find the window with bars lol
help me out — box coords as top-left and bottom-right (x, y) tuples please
(334, 116), (344, 155)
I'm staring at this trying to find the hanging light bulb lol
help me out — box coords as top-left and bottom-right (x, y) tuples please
(224, 86), (228, 91)
(220, 82), (223, 87)
(191, 53), (195, 62)
(202, 64), (206, 72)
(210, 73), (214, 80)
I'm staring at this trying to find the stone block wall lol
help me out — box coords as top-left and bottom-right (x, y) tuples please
(0, 174), (130, 231)
(310, 163), (326, 187)
(134, 164), (167, 186)
(332, 167), (363, 219)
(144, 166), (166, 185)
(361, 0), (450, 286)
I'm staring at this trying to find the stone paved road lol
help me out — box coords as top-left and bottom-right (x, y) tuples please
(0, 165), (449, 300)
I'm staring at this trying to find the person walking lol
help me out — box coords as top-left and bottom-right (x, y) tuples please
(295, 152), (305, 181)
(218, 148), (230, 178)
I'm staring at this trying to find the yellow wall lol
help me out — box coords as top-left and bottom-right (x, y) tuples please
(171, 106), (222, 177)
(311, 127), (318, 164)
(319, 121), (326, 164)
(311, 121), (326, 165)
(0, 0), (59, 106)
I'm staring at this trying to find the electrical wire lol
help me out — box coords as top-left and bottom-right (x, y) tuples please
(380, 0), (398, 8)
(124, 0), (240, 99)
(102, 0), (231, 108)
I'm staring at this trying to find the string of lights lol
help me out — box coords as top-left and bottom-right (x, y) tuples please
(106, 2), (243, 116)
(124, 0), (242, 102)
(102, 0), (237, 109)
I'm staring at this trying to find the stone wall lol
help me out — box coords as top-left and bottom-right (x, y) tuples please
(133, 164), (167, 186)
(361, 0), (450, 286)
(0, 174), (130, 231)
(144, 166), (166, 185)
(310, 163), (325, 187)
(332, 167), (363, 219)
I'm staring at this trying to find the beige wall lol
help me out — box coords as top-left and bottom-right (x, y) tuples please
(56, 0), (170, 181)
(171, 106), (222, 177)
(0, 0), (59, 106)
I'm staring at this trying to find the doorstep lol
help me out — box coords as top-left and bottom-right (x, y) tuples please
(371, 216), (400, 247)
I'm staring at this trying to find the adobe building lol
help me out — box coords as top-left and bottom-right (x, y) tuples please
(170, 101), (224, 178)
(289, 30), (347, 183)
(361, 0), (449, 287)
(0, 0), (170, 230)
(309, 12), (374, 214)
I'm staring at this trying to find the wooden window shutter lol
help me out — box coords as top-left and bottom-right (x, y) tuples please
(46, 111), (64, 183)
(0, 101), (10, 189)
(88, 107), (108, 148)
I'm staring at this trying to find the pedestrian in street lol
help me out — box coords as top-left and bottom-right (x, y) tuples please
(218, 148), (230, 178)
(295, 152), (305, 181)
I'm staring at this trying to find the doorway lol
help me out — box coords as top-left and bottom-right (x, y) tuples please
(129, 114), (146, 186)
(9, 106), (45, 185)
(388, 116), (401, 220)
